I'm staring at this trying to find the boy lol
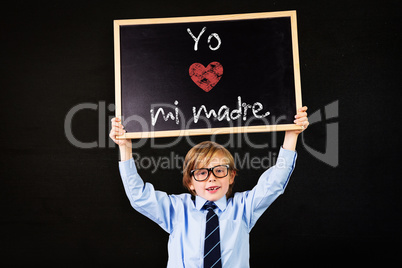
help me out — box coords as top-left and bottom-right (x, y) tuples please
(110, 107), (309, 267)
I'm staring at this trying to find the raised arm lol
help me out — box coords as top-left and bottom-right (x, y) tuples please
(109, 117), (132, 161)
(283, 106), (309, 151)
(109, 117), (176, 233)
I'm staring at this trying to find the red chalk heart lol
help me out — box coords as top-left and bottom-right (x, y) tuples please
(189, 62), (223, 92)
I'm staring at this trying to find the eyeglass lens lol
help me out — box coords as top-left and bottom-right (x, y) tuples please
(193, 165), (228, 181)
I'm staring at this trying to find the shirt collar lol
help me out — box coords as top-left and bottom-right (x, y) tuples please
(195, 195), (227, 211)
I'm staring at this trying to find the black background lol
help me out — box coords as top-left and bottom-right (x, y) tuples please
(120, 16), (296, 132)
(1, 0), (401, 266)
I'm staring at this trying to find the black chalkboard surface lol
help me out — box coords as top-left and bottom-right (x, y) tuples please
(114, 11), (302, 139)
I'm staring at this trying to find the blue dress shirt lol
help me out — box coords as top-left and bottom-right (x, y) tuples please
(119, 147), (297, 267)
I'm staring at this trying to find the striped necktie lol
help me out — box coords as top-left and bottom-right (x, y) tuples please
(203, 201), (222, 268)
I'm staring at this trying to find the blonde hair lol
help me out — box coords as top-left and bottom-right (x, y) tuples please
(183, 141), (237, 197)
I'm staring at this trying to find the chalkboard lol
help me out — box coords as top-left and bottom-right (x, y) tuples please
(114, 11), (303, 139)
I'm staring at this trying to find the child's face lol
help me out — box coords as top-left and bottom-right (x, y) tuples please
(189, 153), (235, 202)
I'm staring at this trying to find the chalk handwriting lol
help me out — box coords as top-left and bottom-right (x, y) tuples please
(192, 96), (270, 123)
(150, 100), (180, 126)
(150, 96), (270, 126)
(187, 27), (221, 51)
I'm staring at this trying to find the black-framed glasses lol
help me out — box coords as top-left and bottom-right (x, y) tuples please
(190, 165), (230, 182)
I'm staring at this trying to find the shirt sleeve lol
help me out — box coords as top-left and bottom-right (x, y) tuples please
(241, 147), (297, 231)
(119, 158), (176, 233)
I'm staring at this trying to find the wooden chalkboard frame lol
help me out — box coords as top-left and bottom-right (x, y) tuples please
(114, 11), (303, 139)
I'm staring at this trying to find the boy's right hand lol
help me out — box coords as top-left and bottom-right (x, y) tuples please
(109, 117), (130, 146)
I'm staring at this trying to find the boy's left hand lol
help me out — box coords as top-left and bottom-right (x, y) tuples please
(292, 106), (309, 135)
(283, 106), (309, 151)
